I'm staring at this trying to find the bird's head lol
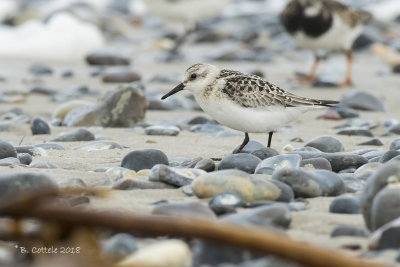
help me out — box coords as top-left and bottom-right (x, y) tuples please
(161, 63), (220, 99)
(297, 0), (323, 17)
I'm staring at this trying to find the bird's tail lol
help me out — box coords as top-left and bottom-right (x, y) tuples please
(316, 100), (340, 107)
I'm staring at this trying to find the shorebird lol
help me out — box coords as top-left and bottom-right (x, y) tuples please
(280, 0), (371, 86)
(161, 63), (338, 153)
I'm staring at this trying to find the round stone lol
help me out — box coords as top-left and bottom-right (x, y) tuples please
(0, 141), (17, 159)
(300, 158), (332, 171)
(30, 117), (51, 135)
(389, 138), (400, 150)
(250, 147), (279, 160)
(52, 128), (95, 142)
(304, 135), (344, 153)
(121, 149), (169, 171)
(17, 153), (32, 165)
(329, 196), (360, 214)
(340, 90), (386, 111)
(194, 158), (216, 172)
(218, 153), (261, 174)
(331, 225), (369, 238)
(149, 164), (206, 187)
(145, 125), (180, 136)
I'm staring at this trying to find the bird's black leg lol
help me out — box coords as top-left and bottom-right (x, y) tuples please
(233, 132), (249, 154)
(267, 132), (273, 148)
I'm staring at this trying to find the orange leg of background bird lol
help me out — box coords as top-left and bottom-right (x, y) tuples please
(338, 50), (353, 87)
(299, 54), (320, 83)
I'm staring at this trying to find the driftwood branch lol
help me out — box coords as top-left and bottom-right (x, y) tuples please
(0, 190), (390, 267)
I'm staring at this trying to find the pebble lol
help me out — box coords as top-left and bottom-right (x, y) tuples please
(208, 193), (244, 215)
(118, 240), (192, 267)
(192, 170), (283, 202)
(30, 117), (50, 135)
(389, 138), (400, 150)
(0, 172), (56, 197)
(331, 225), (369, 238)
(102, 233), (137, 262)
(86, 50), (130, 65)
(340, 90), (386, 111)
(370, 186), (400, 231)
(0, 157), (20, 166)
(17, 153), (32, 165)
(52, 100), (93, 122)
(357, 138), (383, 146)
(63, 85), (146, 127)
(29, 161), (57, 169)
(194, 158), (216, 172)
(102, 68), (141, 83)
(336, 127), (374, 137)
(369, 217), (400, 250)
(329, 196), (360, 214)
(29, 84), (57, 95)
(255, 154), (301, 175)
(380, 150), (400, 163)
(341, 175), (364, 193)
(360, 162), (400, 230)
(28, 63), (53, 75)
(52, 128), (95, 142)
(333, 106), (360, 119)
(304, 135), (344, 153)
(289, 151), (368, 172)
(250, 147), (279, 160)
(61, 70), (73, 78)
(149, 164), (206, 187)
(112, 178), (175, 190)
(232, 140), (265, 154)
(223, 204), (291, 229)
(145, 125), (180, 136)
(121, 149), (169, 172)
(34, 143), (65, 150)
(218, 154), (261, 174)
(187, 116), (215, 125)
(354, 162), (381, 179)
(58, 178), (86, 188)
(152, 202), (216, 220)
(190, 124), (224, 133)
(388, 123), (400, 135)
(272, 169), (345, 198)
(300, 158), (332, 171)
(93, 177), (113, 187)
(73, 141), (125, 151)
(0, 141), (17, 159)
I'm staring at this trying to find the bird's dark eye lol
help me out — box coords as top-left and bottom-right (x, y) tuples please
(190, 73), (197, 80)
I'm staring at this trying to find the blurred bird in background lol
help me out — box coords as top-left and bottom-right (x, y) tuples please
(144, 0), (231, 61)
(280, 0), (371, 86)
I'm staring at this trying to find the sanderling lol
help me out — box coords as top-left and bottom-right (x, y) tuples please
(161, 63), (339, 153)
(281, 0), (371, 86)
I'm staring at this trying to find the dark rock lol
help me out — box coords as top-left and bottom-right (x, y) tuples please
(30, 117), (50, 135)
(329, 196), (360, 214)
(190, 124), (224, 133)
(232, 140), (265, 154)
(331, 225), (369, 238)
(29, 84), (57, 95)
(61, 70), (73, 78)
(64, 84), (146, 127)
(272, 169), (345, 198)
(300, 158), (332, 171)
(388, 123), (400, 135)
(370, 217), (400, 250)
(360, 162), (400, 230)
(152, 202), (216, 220)
(194, 158), (216, 172)
(121, 149), (169, 171)
(337, 128), (373, 137)
(0, 141), (17, 159)
(187, 116), (214, 125)
(17, 153), (32, 165)
(149, 164), (205, 187)
(289, 151), (368, 172)
(333, 106), (359, 119)
(357, 138), (383, 146)
(250, 147), (279, 160)
(304, 136), (344, 153)
(218, 154), (261, 174)
(102, 233), (137, 262)
(102, 68), (140, 83)
(0, 172), (57, 197)
(52, 128), (95, 142)
(208, 193), (244, 215)
(380, 150), (400, 163)
(340, 90), (386, 111)
(370, 186), (400, 231)
(86, 50), (130, 66)
(390, 138), (400, 150)
(269, 179), (295, 202)
(28, 63), (53, 75)
(223, 204), (291, 229)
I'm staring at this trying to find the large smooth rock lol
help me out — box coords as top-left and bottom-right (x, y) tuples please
(304, 136), (344, 153)
(64, 84), (146, 127)
(52, 128), (95, 142)
(0, 172), (57, 197)
(329, 196), (360, 214)
(0, 141), (17, 159)
(121, 149), (169, 171)
(149, 164), (206, 187)
(218, 153), (261, 174)
(360, 162), (400, 230)
(30, 117), (50, 135)
(272, 169), (345, 198)
(340, 90), (386, 111)
(192, 170), (283, 202)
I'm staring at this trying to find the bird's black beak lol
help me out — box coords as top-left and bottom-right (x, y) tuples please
(161, 83), (185, 100)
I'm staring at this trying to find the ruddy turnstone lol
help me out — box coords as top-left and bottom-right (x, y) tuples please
(280, 0), (371, 86)
(161, 63), (338, 153)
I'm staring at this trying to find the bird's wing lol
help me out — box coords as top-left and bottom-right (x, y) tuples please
(328, 0), (372, 27)
(220, 74), (337, 108)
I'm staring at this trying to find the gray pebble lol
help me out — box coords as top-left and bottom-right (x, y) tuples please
(357, 138), (383, 146)
(152, 202), (216, 220)
(145, 125), (180, 136)
(389, 138), (400, 150)
(371, 186), (400, 231)
(380, 150), (400, 163)
(255, 154), (301, 175)
(86, 50), (130, 66)
(102, 233), (137, 262)
(187, 116), (214, 125)
(194, 158), (216, 172)
(29, 84), (57, 95)
(102, 68), (141, 83)
(17, 153), (32, 165)
(331, 225), (369, 238)
(149, 164), (205, 187)
(329, 196), (360, 214)
(340, 90), (386, 111)
(250, 147), (279, 160)
(300, 158), (332, 171)
(304, 135), (344, 153)
(333, 106), (359, 119)
(190, 124), (224, 133)
(341, 175), (365, 193)
(371, 217), (400, 250)
(28, 63), (53, 75)
(52, 128), (95, 142)
(218, 154), (261, 174)
(0, 141), (17, 159)
(112, 179), (174, 190)
(388, 123), (400, 135)
(61, 70), (73, 78)
(232, 140), (265, 154)
(121, 149), (169, 171)
(30, 117), (50, 135)
(209, 193), (244, 215)
(337, 127), (373, 137)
